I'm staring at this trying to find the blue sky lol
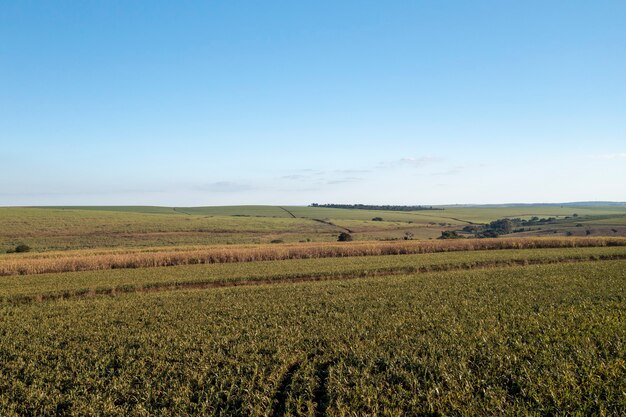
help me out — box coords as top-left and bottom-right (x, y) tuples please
(1, 1), (625, 206)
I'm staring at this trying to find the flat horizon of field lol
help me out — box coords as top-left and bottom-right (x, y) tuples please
(15, 201), (626, 210)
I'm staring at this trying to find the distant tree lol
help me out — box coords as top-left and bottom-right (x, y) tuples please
(477, 230), (499, 238)
(565, 231), (573, 236)
(488, 218), (513, 234)
(573, 213), (578, 217)
(371, 217), (384, 221)
(270, 239), (284, 244)
(403, 231), (414, 240)
(586, 230), (592, 236)
(337, 232), (353, 242)
(438, 231), (464, 239)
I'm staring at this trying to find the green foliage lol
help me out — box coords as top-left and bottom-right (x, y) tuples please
(0, 260), (624, 415)
(337, 232), (353, 242)
(310, 203), (441, 211)
(2, 246), (626, 303)
(14, 244), (31, 253)
(439, 231), (463, 239)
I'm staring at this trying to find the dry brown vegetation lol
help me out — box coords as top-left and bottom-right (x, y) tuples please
(2, 236), (626, 276)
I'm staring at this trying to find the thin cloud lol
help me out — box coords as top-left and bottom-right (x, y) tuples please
(378, 156), (442, 169)
(431, 166), (465, 176)
(326, 177), (363, 185)
(590, 152), (626, 160)
(332, 169), (372, 174)
(194, 181), (257, 192)
(281, 174), (309, 180)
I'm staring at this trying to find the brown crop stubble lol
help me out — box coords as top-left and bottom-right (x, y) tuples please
(1, 236), (625, 276)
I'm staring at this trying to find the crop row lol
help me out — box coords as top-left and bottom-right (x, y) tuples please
(1, 236), (625, 276)
(1, 261), (624, 415)
(2, 246), (626, 304)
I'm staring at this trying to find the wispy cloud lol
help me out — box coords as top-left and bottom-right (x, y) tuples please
(278, 157), (443, 185)
(332, 169), (372, 174)
(194, 181), (257, 192)
(281, 174), (309, 180)
(590, 152), (626, 160)
(431, 166), (465, 176)
(378, 156), (442, 169)
(326, 177), (363, 185)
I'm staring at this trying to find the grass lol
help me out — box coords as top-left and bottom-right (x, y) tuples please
(1, 260), (624, 415)
(0, 208), (339, 251)
(4, 206), (626, 251)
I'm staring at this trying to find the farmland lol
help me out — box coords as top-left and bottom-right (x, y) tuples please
(1, 258), (625, 415)
(1, 205), (626, 415)
(3, 204), (626, 252)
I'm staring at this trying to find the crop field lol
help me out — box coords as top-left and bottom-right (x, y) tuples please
(2, 206), (626, 415)
(1, 256), (625, 415)
(3, 205), (626, 252)
(2, 236), (625, 277)
(2, 245), (626, 303)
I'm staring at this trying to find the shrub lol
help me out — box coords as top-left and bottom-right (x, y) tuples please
(439, 231), (464, 239)
(270, 239), (284, 244)
(337, 232), (353, 242)
(372, 217), (384, 222)
(14, 244), (31, 253)
(477, 230), (499, 238)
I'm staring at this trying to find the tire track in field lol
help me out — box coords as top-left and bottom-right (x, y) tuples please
(278, 207), (297, 218)
(173, 208), (192, 215)
(270, 361), (301, 417)
(407, 212), (477, 225)
(7, 255), (626, 305)
(310, 218), (354, 233)
(313, 360), (335, 417)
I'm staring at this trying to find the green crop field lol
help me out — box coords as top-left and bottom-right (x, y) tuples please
(1, 257), (624, 415)
(2, 205), (626, 415)
(2, 246), (626, 303)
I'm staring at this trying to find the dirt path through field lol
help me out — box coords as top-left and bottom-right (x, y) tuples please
(278, 207), (297, 218)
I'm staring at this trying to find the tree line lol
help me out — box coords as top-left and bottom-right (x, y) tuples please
(310, 204), (443, 211)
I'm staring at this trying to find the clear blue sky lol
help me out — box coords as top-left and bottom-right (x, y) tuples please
(1, 1), (625, 206)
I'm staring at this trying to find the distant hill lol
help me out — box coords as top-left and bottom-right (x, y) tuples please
(439, 202), (626, 208)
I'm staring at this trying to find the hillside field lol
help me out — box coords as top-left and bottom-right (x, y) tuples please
(1, 205), (625, 415)
(3, 204), (626, 251)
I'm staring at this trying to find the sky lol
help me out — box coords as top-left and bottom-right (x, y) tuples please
(1, 1), (625, 206)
